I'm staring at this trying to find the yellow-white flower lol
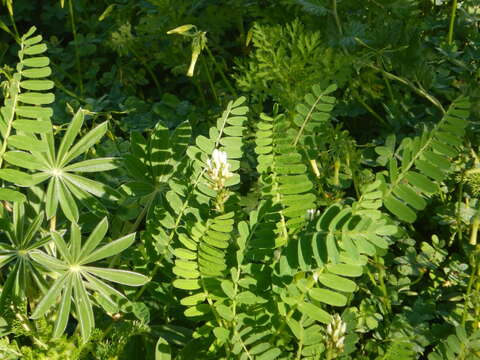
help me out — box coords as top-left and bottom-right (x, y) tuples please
(327, 314), (347, 352)
(206, 149), (233, 190)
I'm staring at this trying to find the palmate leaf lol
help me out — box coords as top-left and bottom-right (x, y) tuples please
(379, 97), (470, 222)
(3, 109), (121, 221)
(0, 202), (49, 312)
(30, 218), (149, 342)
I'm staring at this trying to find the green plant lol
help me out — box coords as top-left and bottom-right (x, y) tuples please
(0, 2), (479, 358)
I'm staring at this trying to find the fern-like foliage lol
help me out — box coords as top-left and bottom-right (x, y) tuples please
(0, 26), (54, 202)
(256, 113), (316, 238)
(292, 83), (337, 147)
(234, 20), (352, 108)
(187, 96), (247, 196)
(378, 97), (470, 222)
(172, 212), (233, 317)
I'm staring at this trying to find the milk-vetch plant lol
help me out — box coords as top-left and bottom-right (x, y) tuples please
(0, 13), (478, 359)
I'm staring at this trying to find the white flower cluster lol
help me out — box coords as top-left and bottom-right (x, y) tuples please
(206, 149), (233, 190)
(327, 314), (347, 352)
(306, 208), (320, 221)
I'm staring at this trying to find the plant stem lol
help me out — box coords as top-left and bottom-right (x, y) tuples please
(447, 0), (458, 45)
(470, 215), (480, 246)
(462, 245), (479, 326)
(202, 57), (219, 106)
(204, 45), (238, 97)
(454, 170), (465, 246)
(68, 0), (84, 95)
(368, 64), (446, 114)
(354, 95), (389, 127)
(332, 0), (343, 36)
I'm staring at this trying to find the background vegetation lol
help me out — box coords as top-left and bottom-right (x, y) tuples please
(0, 0), (479, 359)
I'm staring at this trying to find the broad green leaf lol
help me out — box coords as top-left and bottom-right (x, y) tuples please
(70, 223), (81, 262)
(384, 195), (416, 223)
(173, 279), (201, 290)
(22, 67), (51, 78)
(63, 158), (119, 172)
(297, 302), (331, 324)
(4, 151), (47, 170)
(80, 217), (108, 259)
(20, 80), (54, 91)
(51, 232), (72, 263)
(45, 178), (59, 219)
(57, 109), (84, 164)
(52, 274), (73, 338)
(184, 304), (210, 317)
(405, 171), (437, 194)
(62, 173), (110, 198)
(18, 93), (55, 105)
(23, 43), (47, 55)
(317, 273), (356, 292)
(62, 122), (108, 166)
(216, 304), (234, 321)
(12, 119), (52, 133)
(30, 250), (68, 272)
(57, 178), (79, 222)
(326, 263), (363, 277)
(63, 178), (108, 217)
(180, 293), (207, 306)
(309, 288), (347, 306)
(23, 56), (50, 67)
(31, 272), (69, 319)
(80, 233), (135, 264)
(84, 267), (149, 286)
(196, 135), (215, 154)
(0, 169), (34, 186)
(15, 106), (53, 119)
(73, 273), (94, 342)
(8, 134), (48, 152)
(82, 272), (125, 312)
(0, 188), (26, 202)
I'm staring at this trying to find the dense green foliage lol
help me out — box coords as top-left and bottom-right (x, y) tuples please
(0, 0), (479, 359)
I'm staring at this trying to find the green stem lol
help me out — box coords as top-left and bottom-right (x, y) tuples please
(354, 95), (389, 127)
(373, 256), (391, 315)
(202, 57), (219, 106)
(332, 0), (343, 36)
(470, 216), (480, 246)
(368, 64), (445, 114)
(462, 246), (479, 326)
(204, 46), (238, 97)
(68, 0), (84, 95)
(447, 0), (458, 45)
(454, 170), (465, 245)
(333, 158), (341, 187)
(8, 10), (19, 40)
